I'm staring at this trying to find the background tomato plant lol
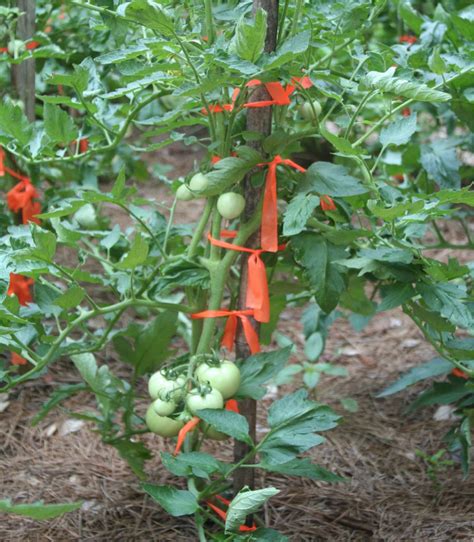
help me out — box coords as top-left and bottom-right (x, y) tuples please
(0, 0), (473, 537)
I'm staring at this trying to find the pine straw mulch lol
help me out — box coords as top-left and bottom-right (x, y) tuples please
(1, 307), (473, 542)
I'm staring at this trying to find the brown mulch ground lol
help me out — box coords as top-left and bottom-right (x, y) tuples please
(1, 142), (473, 541)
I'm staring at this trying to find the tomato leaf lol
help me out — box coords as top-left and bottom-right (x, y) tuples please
(225, 487), (279, 532)
(141, 484), (198, 516)
(377, 357), (452, 398)
(366, 67), (451, 102)
(0, 499), (82, 520)
(196, 409), (253, 445)
(305, 162), (369, 196)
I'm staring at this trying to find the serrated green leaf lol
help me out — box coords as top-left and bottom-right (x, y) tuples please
(43, 103), (78, 144)
(55, 286), (85, 309)
(124, 0), (175, 37)
(377, 357), (452, 397)
(225, 488), (279, 532)
(305, 162), (368, 197)
(0, 100), (32, 146)
(283, 194), (320, 236)
(257, 458), (343, 482)
(116, 233), (149, 269)
(380, 113), (417, 146)
(366, 67), (451, 102)
(0, 499), (82, 520)
(197, 409), (252, 444)
(141, 484), (197, 516)
(230, 8), (267, 63)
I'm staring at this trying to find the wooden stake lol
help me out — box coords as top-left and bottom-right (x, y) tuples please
(233, 0), (279, 498)
(14, 0), (36, 122)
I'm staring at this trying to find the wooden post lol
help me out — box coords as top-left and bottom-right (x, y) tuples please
(233, 0), (279, 497)
(14, 0), (36, 122)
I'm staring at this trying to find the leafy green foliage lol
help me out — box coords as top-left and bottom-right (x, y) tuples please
(0, 499), (82, 520)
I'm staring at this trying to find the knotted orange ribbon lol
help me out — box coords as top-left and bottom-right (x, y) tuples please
(173, 400), (239, 455)
(260, 155), (306, 252)
(202, 76), (313, 114)
(8, 273), (34, 305)
(174, 416), (200, 455)
(6, 177), (41, 224)
(0, 41), (40, 54)
(320, 194), (336, 211)
(452, 368), (469, 380)
(191, 309), (260, 354)
(8, 273), (34, 367)
(205, 494), (257, 532)
(399, 35), (417, 45)
(208, 231), (285, 323)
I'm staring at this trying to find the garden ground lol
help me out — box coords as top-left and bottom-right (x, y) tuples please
(1, 142), (473, 541)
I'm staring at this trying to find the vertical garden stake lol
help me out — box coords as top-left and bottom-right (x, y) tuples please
(233, 0), (279, 496)
(14, 0), (36, 122)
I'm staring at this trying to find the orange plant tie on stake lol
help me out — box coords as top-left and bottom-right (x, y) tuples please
(452, 368), (469, 380)
(205, 495), (257, 532)
(191, 309), (260, 354)
(8, 273), (34, 305)
(259, 155), (306, 252)
(225, 399), (239, 413)
(6, 177), (41, 224)
(207, 231), (286, 323)
(320, 195), (336, 211)
(174, 416), (200, 455)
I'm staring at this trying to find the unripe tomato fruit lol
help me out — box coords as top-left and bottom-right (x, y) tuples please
(148, 371), (186, 401)
(145, 405), (183, 437)
(8, 40), (25, 57)
(176, 184), (194, 201)
(300, 100), (322, 121)
(152, 397), (177, 416)
(74, 203), (98, 229)
(217, 192), (245, 220)
(189, 172), (209, 192)
(195, 360), (241, 399)
(186, 388), (224, 415)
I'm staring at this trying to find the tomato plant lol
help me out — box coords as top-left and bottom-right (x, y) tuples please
(0, 0), (473, 538)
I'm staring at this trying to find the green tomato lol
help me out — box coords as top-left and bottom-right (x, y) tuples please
(152, 397), (177, 416)
(186, 388), (224, 415)
(176, 184), (194, 201)
(148, 371), (186, 401)
(8, 40), (25, 57)
(145, 405), (183, 437)
(217, 192), (245, 220)
(300, 100), (322, 121)
(189, 172), (209, 192)
(74, 204), (98, 229)
(195, 360), (241, 399)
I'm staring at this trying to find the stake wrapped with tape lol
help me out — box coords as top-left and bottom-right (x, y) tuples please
(260, 155), (306, 252)
(191, 309), (260, 354)
(208, 231), (285, 323)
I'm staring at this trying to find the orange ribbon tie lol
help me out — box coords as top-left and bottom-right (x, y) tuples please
(260, 156), (306, 252)
(191, 309), (260, 354)
(6, 177), (41, 224)
(208, 231), (286, 323)
(174, 416), (200, 455)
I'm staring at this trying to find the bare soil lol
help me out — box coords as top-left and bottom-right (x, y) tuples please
(1, 142), (473, 541)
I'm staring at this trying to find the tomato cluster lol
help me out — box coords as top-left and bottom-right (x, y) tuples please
(145, 359), (241, 442)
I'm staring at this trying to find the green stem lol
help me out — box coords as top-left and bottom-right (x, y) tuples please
(188, 198), (214, 258)
(203, 0), (215, 44)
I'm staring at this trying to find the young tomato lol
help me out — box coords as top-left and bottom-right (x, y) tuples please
(148, 371), (186, 401)
(300, 99), (322, 121)
(186, 387), (224, 415)
(189, 172), (209, 192)
(176, 184), (194, 201)
(195, 360), (240, 399)
(152, 397), (177, 416)
(145, 405), (183, 437)
(217, 192), (245, 220)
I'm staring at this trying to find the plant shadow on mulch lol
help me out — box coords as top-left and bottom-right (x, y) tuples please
(1, 142), (473, 541)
